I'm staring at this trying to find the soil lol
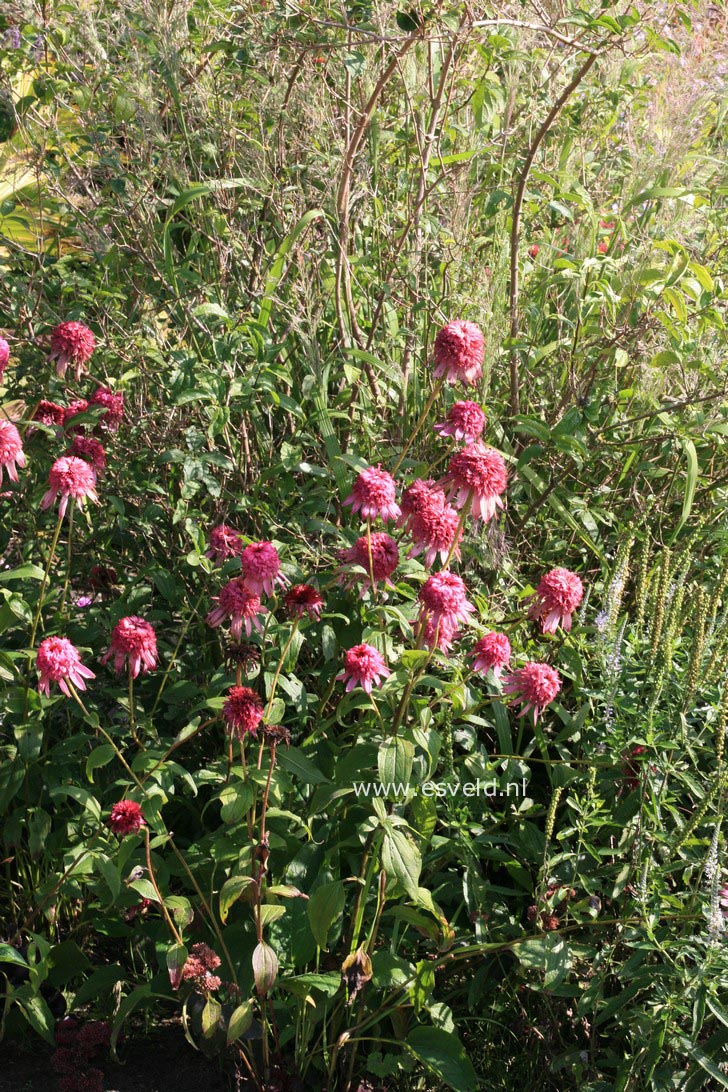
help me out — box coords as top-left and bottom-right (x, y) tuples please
(0, 1023), (231, 1092)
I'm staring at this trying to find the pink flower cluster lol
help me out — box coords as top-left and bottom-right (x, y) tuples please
(528, 568), (584, 633)
(0, 419), (26, 484)
(40, 455), (98, 518)
(181, 943), (222, 992)
(345, 465), (401, 523)
(108, 799), (146, 836)
(432, 320), (485, 386)
(502, 662), (562, 725)
(223, 685), (264, 739)
(36, 636), (95, 698)
(102, 616), (158, 677)
(338, 532), (399, 595)
(49, 321), (95, 381)
(399, 479), (463, 568)
(337, 644), (390, 694)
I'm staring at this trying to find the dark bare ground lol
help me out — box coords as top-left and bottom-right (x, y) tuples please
(0, 1022), (231, 1092)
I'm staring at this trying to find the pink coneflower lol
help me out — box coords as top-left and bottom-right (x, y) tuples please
(36, 636), (95, 697)
(102, 616), (158, 677)
(0, 420), (26, 484)
(223, 685), (264, 739)
(68, 434), (106, 473)
(89, 386), (124, 432)
(418, 571), (475, 631)
(181, 943), (222, 992)
(528, 245), (540, 258)
(471, 631), (511, 678)
(206, 577), (266, 640)
(108, 799), (146, 836)
(206, 523), (244, 563)
(398, 479), (439, 533)
(338, 533), (399, 595)
(502, 662), (561, 724)
(49, 321), (95, 380)
(33, 400), (65, 427)
(441, 442), (507, 522)
(241, 541), (288, 597)
(528, 568), (584, 634)
(421, 613), (460, 655)
(283, 584), (324, 621)
(0, 337), (9, 380)
(344, 465), (401, 523)
(434, 401), (486, 444)
(432, 320), (485, 386)
(337, 643), (390, 694)
(40, 456), (98, 518)
(597, 240), (609, 255)
(408, 495), (463, 569)
(63, 399), (89, 429)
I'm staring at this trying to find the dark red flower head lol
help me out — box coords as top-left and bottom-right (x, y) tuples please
(108, 799), (146, 836)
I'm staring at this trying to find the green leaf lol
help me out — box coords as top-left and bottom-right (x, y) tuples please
(220, 875), (256, 923)
(18, 995), (56, 1044)
(678, 1037), (728, 1087)
(227, 1000), (254, 1044)
(277, 746), (328, 785)
(405, 1027), (478, 1091)
(129, 878), (160, 903)
(0, 942), (28, 968)
(72, 965), (126, 1008)
(219, 781), (255, 824)
(279, 972), (342, 999)
(259, 904), (286, 928)
(257, 209), (324, 328)
(382, 827), (421, 900)
(111, 985), (153, 1057)
(671, 437), (698, 537)
(201, 997), (222, 1039)
(85, 744), (115, 783)
(307, 881), (345, 950)
(0, 563), (45, 583)
(378, 739), (414, 793)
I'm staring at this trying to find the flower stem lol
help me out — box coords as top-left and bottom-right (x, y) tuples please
(264, 619), (299, 720)
(150, 589), (206, 716)
(144, 827), (184, 945)
(391, 377), (444, 475)
(442, 493), (471, 570)
(59, 500), (74, 617)
(29, 510), (65, 650)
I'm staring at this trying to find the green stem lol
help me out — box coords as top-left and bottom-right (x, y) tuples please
(59, 500), (74, 617)
(265, 619), (299, 720)
(150, 589), (206, 716)
(391, 376), (444, 475)
(29, 510), (65, 650)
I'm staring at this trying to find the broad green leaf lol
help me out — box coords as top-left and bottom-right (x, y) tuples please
(307, 881), (345, 950)
(220, 875), (256, 923)
(382, 827), (421, 899)
(378, 738), (414, 794)
(227, 1001), (254, 1043)
(405, 1027), (478, 1091)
